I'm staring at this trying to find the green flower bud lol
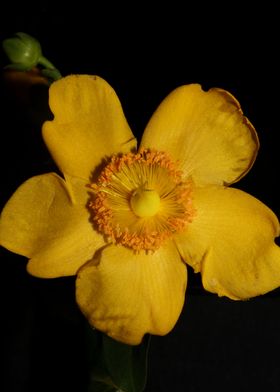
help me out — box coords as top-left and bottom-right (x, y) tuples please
(2, 32), (42, 71)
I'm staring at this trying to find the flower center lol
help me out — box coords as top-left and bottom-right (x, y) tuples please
(88, 148), (195, 252)
(130, 187), (161, 217)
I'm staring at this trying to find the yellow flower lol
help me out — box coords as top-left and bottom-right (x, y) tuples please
(1, 75), (280, 345)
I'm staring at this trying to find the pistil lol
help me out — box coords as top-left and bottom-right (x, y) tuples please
(130, 187), (161, 217)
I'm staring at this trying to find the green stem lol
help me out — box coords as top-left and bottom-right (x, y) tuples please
(38, 55), (62, 80)
(38, 55), (56, 70)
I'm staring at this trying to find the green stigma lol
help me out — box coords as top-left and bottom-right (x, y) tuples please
(130, 188), (161, 217)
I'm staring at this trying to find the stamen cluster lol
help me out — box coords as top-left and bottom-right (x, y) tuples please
(89, 149), (195, 251)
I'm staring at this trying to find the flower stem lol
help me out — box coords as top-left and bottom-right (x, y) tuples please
(38, 55), (62, 80)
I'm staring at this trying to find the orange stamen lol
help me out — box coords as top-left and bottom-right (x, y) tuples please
(88, 149), (195, 252)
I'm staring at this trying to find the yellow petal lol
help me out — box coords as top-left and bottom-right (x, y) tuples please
(43, 75), (137, 180)
(140, 84), (258, 186)
(175, 185), (280, 299)
(0, 173), (104, 277)
(76, 241), (187, 345)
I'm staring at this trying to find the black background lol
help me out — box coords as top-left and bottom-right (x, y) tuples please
(1, 3), (280, 392)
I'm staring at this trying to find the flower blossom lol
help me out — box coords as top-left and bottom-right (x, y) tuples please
(1, 75), (280, 345)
